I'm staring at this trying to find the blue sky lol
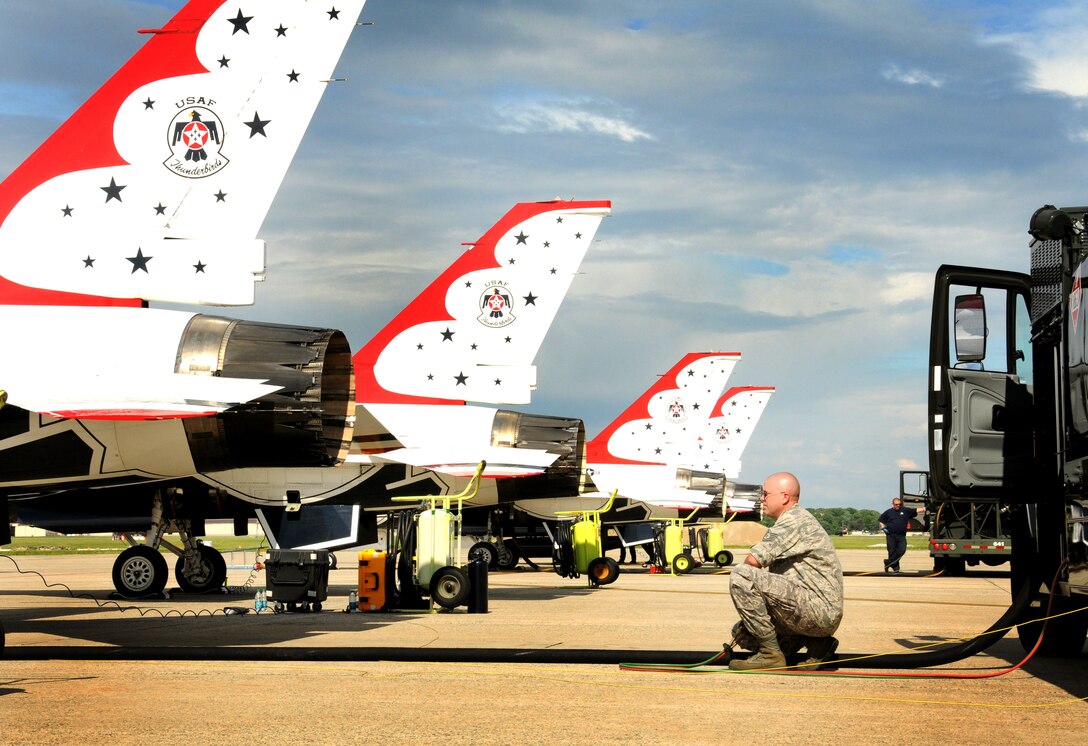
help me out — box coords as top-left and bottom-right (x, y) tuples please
(3, 1), (1088, 510)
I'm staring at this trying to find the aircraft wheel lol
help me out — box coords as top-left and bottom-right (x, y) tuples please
(672, 552), (695, 575)
(714, 550), (734, 567)
(496, 540), (521, 570)
(1017, 597), (1088, 656)
(112, 545), (169, 596)
(468, 541), (499, 569)
(587, 556), (620, 586)
(174, 545), (227, 593)
(430, 566), (470, 609)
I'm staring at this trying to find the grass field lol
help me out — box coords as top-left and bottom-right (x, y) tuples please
(0, 533), (931, 555)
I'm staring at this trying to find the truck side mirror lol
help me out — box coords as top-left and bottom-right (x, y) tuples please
(954, 294), (987, 363)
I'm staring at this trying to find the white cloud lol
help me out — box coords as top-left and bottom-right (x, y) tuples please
(881, 63), (944, 88)
(494, 100), (653, 142)
(983, 3), (1088, 99)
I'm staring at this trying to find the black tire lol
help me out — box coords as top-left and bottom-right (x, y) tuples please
(496, 540), (521, 570)
(697, 528), (710, 561)
(328, 553), (338, 570)
(468, 541), (499, 568)
(112, 545), (169, 596)
(587, 556), (620, 586)
(944, 557), (966, 576)
(313, 602), (322, 613)
(174, 545), (227, 593)
(672, 552), (694, 574)
(430, 565), (470, 609)
(714, 550), (733, 567)
(1017, 596), (1088, 656)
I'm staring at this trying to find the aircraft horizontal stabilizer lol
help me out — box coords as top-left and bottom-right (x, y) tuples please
(7, 372), (281, 420)
(350, 446), (558, 478)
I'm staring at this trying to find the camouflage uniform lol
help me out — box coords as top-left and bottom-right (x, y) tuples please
(729, 505), (843, 651)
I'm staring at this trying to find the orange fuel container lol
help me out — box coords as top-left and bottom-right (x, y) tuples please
(357, 550), (387, 611)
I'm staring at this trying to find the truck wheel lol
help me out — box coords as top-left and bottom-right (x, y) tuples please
(944, 557), (966, 576)
(430, 565), (470, 609)
(714, 550), (733, 567)
(1017, 598), (1088, 656)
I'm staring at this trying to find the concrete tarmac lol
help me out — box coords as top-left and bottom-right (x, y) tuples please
(0, 548), (1084, 744)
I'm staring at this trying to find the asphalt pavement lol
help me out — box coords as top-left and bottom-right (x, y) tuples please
(0, 547), (1084, 744)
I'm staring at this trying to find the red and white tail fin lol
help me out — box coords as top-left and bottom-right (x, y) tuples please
(586, 352), (741, 466)
(583, 352), (740, 509)
(691, 385), (775, 476)
(0, 0), (367, 307)
(354, 200), (611, 407)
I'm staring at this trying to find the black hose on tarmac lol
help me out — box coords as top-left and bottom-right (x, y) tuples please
(0, 584), (1034, 666)
(800, 576), (1034, 669)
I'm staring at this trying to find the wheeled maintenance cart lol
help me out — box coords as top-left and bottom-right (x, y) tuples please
(265, 548), (330, 612)
(694, 521), (735, 567)
(654, 508), (700, 574)
(553, 490), (620, 586)
(389, 461), (486, 610)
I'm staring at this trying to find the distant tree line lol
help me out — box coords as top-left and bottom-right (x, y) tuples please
(761, 507), (881, 534)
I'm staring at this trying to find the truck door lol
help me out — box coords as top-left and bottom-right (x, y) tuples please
(929, 265), (1033, 500)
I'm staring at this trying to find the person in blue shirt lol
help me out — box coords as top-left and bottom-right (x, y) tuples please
(878, 498), (918, 573)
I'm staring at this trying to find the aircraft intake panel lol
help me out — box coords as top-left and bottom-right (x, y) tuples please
(180, 315), (355, 471)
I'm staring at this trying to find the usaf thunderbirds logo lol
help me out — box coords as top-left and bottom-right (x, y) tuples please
(164, 104), (228, 178)
(478, 281), (516, 328)
(667, 398), (687, 423)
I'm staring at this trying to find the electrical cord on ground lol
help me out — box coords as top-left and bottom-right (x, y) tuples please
(0, 552), (271, 619)
(224, 543), (269, 595)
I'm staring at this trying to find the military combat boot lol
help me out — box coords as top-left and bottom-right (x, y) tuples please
(799, 635), (839, 668)
(728, 642), (787, 671)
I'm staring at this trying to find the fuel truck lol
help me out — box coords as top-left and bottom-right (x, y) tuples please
(929, 204), (1088, 657)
